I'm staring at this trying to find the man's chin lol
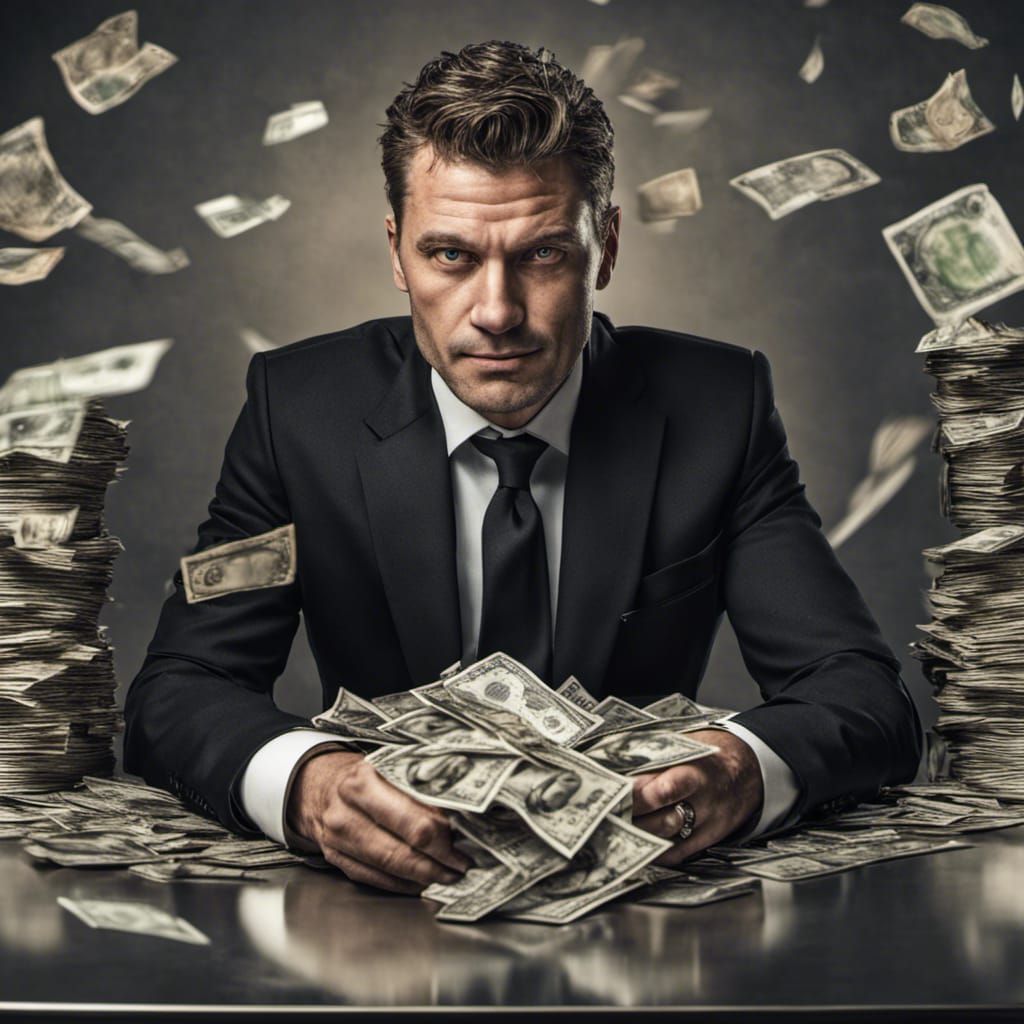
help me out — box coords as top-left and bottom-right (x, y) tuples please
(450, 378), (548, 419)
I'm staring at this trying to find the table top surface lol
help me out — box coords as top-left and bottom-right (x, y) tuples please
(1, 826), (1022, 1016)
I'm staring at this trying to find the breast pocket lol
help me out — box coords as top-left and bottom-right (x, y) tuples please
(605, 531), (724, 698)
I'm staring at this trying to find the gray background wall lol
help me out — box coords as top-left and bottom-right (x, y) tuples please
(2, 0), (1022, 738)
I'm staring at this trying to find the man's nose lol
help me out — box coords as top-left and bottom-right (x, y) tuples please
(469, 261), (525, 336)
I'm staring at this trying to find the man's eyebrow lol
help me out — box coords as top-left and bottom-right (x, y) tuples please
(413, 228), (585, 254)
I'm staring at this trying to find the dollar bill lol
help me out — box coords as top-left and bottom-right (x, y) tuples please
(650, 108), (713, 134)
(637, 168), (702, 221)
(57, 897), (209, 944)
(635, 872), (760, 907)
(621, 68), (679, 105)
(51, 11), (177, 115)
(731, 149), (880, 220)
(381, 707), (515, 754)
(883, 184), (1024, 325)
(450, 807), (572, 876)
(12, 506), (79, 549)
(798, 35), (824, 84)
(195, 194), (291, 238)
(75, 214), (188, 274)
(642, 692), (702, 718)
(0, 247), (64, 285)
(582, 728), (719, 775)
(443, 653), (601, 746)
(900, 4), (988, 49)
(554, 675), (599, 712)
(1013, 74), (1023, 122)
(923, 524), (1024, 560)
(365, 744), (520, 813)
(370, 689), (428, 718)
(0, 400), (86, 463)
(579, 38), (644, 101)
(0, 117), (92, 241)
(941, 409), (1024, 447)
(180, 523), (297, 604)
(890, 70), (994, 153)
(312, 687), (399, 745)
(128, 861), (268, 883)
(0, 339), (172, 411)
(430, 853), (566, 923)
(263, 101), (329, 145)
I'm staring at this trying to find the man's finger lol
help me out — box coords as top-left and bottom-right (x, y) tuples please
(322, 845), (422, 895)
(634, 803), (696, 840)
(347, 765), (472, 873)
(631, 764), (702, 817)
(322, 802), (463, 887)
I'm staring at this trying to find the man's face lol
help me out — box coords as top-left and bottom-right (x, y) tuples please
(386, 145), (620, 428)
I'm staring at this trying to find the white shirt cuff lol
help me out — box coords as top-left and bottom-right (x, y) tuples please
(238, 729), (344, 846)
(713, 717), (801, 838)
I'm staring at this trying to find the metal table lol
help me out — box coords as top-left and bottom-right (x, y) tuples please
(1, 828), (1022, 1021)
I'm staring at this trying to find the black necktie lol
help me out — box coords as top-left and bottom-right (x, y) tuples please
(470, 433), (553, 682)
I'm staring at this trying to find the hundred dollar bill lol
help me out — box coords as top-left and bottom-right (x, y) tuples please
(496, 759), (632, 859)
(883, 184), (1024, 325)
(900, 3), (988, 49)
(500, 816), (672, 924)
(0, 339), (172, 411)
(312, 687), (400, 745)
(0, 400), (85, 463)
(263, 101), (329, 145)
(0, 247), (64, 285)
(76, 214), (188, 274)
(798, 35), (824, 84)
(1014, 74), (1023, 123)
(57, 897), (209, 945)
(731, 149), (880, 220)
(180, 523), (297, 604)
(941, 409), (1024, 447)
(12, 506), (79, 549)
(582, 728), (719, 775)
(555, 675), (599, 712)
(366, 744), (519, 813)
(443, 653), (601, 746)
(637, 168), (701, 221)
(51, 11), (177, 114)
(0, 117), (92, 241)
(890, 70), (994, 153)
(195, 194), (291, 238)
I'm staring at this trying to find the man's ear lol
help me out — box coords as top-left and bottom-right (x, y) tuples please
(385, 213), (408, 293)
(596, 206), (621, 291)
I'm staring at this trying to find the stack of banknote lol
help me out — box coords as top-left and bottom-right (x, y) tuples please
(0, 341), (170, 791)
(909, 317), (1024, 802)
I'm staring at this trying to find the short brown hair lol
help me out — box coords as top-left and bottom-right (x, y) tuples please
(379, 41), (615, 237)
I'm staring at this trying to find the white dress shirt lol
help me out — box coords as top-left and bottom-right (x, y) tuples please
(239, 351), (800, 845)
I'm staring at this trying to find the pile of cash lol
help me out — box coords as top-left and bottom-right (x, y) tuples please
(910, 319), (1024, 801)
(0, 341), (170, 792)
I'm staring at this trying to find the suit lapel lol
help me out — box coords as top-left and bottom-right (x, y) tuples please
(355, 328), (463, 685)
(553, 314), (667, 696)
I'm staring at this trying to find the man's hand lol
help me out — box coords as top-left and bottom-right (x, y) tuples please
(287, 749), (472, 894)
(630, 729), (764, 865)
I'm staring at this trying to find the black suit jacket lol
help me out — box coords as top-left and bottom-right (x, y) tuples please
(123, 312), (921, 831)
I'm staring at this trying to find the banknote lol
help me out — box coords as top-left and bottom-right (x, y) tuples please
(366, 744), (520, 813)
(642, 693), (702, 718)
(495, 757), (632, 858)
(180, 523), (297, 604)
(0, 117), (92, 241)
(0, 339), (172, 410)
(890, 70), (994, 153)
(194, 194), (291, 238)
(621, 68), (679, 105)
(635, 872), (760, 907)
(76, 215), (188, 274)
(900, 3), (988, 49)
(51, 11), (177, 114)
(650, 108), (713, 134)
(263, 101), (329, 145)
(554, 675), (599, 712)
(12, 507), (79, 549)
(637, 168), (702, 221)
(731, 149), (880, 220)
(382, 707), (515, 754)
(883, 184), (1024, 325)
(941, 410), (1024, 447)
(1013, 75), (1023, 122)
(0, 247), (64, 285)
(57, 897), (209, 944)
(583, 728), (719, 775)
(371, 689), (429, 718)
(450, 807), (575, 876)
(579, 38), (644, 100)
(923, 524), (1024, 559)
(592, 695), (657, 728)
(798, 35), (824, 84)
(443, 653), (601, 745)
(0, 400), (86, 463)
(430, 852), (566, 923)
(312, 687), (400, 745)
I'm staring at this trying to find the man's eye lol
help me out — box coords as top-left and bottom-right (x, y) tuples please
(527, 246), (562, 262)
(437, 248), (464, 263)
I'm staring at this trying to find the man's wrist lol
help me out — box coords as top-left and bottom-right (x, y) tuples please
(284, 746), (362, 851)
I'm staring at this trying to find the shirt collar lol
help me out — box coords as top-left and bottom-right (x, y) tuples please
(430, 351), (583, 457)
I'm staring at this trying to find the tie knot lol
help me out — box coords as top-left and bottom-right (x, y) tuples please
(471, 433), (549, 490)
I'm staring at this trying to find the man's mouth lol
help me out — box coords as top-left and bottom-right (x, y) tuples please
(463, 349), (541, 368)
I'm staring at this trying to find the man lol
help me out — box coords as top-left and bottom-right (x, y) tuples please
(124, 41), (922, 895)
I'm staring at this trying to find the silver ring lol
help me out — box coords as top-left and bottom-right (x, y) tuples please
(673, 801), (696, 840)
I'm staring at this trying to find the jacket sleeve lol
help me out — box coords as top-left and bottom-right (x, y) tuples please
(723, 349), (923, 820)
(123, 352), (310, 834)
